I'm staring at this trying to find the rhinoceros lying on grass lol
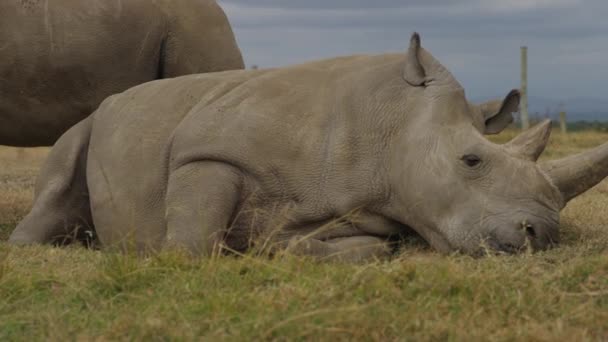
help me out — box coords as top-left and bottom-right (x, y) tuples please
(10, 33), (608, 261)
(0, 0), (243, 146)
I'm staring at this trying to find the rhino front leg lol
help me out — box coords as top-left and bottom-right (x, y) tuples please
(286, 236), (394, 263)
(164, 162), (242, 255)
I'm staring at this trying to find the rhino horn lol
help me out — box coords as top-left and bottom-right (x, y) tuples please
(540, 141), (608, 204)
(403, 32), (463, 91)
(504, 119), (552, 161)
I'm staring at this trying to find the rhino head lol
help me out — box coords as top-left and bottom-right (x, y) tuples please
(386, 33), (608, 255)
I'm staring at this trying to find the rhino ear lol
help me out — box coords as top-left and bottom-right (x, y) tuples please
(403, 32), (463, 90)
(479, 89), (520, 135)
(403, 32), (426, 86)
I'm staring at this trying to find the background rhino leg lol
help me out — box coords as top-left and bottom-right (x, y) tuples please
(9, 117), (94, 246)
(164, 162), (242, 255)
(286, 236), (394, 263)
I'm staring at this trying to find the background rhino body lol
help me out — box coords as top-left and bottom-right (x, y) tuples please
(10, 34), (608, 261)
(0, 0), (244, 147)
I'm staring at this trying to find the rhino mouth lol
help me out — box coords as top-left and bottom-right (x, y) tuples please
(487, 240), (524, 255)
(483, 235), (559, 255)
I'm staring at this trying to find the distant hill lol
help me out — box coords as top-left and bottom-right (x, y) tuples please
(473, 96), (608, 122)
(527, 96), (608, 122)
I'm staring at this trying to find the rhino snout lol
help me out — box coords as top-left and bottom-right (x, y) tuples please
(487, 217), (559, 254)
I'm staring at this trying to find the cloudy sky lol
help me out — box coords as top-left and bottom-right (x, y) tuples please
(219, 0), (608, 102)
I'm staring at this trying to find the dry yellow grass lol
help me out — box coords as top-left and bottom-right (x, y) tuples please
(0, 147), (49, 241)
(1, 130), (608, 340)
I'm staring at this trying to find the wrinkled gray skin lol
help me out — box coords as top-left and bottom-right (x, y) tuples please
(10, 33), (608, 262)
(0, 0), (244, 146)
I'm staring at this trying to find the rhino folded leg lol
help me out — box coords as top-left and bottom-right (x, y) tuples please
(163, 162), (242, 256)
(286, 235), (394, 263)
(9, 118), (94, 246)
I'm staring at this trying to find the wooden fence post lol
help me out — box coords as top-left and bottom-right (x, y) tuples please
(520, 46), (530, 130)
(559, 111), (567, 134)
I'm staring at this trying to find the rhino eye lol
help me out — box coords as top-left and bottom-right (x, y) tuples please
(461, 154), (482, 168)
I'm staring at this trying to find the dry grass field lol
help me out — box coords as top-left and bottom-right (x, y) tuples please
(2, 130), (608, 340)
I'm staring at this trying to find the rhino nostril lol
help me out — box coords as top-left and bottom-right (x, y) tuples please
(524, 224), (537, 239)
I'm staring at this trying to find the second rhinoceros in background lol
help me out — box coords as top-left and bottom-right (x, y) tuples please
(0, 0), (244, 146)
(10, 33), (608, 262)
